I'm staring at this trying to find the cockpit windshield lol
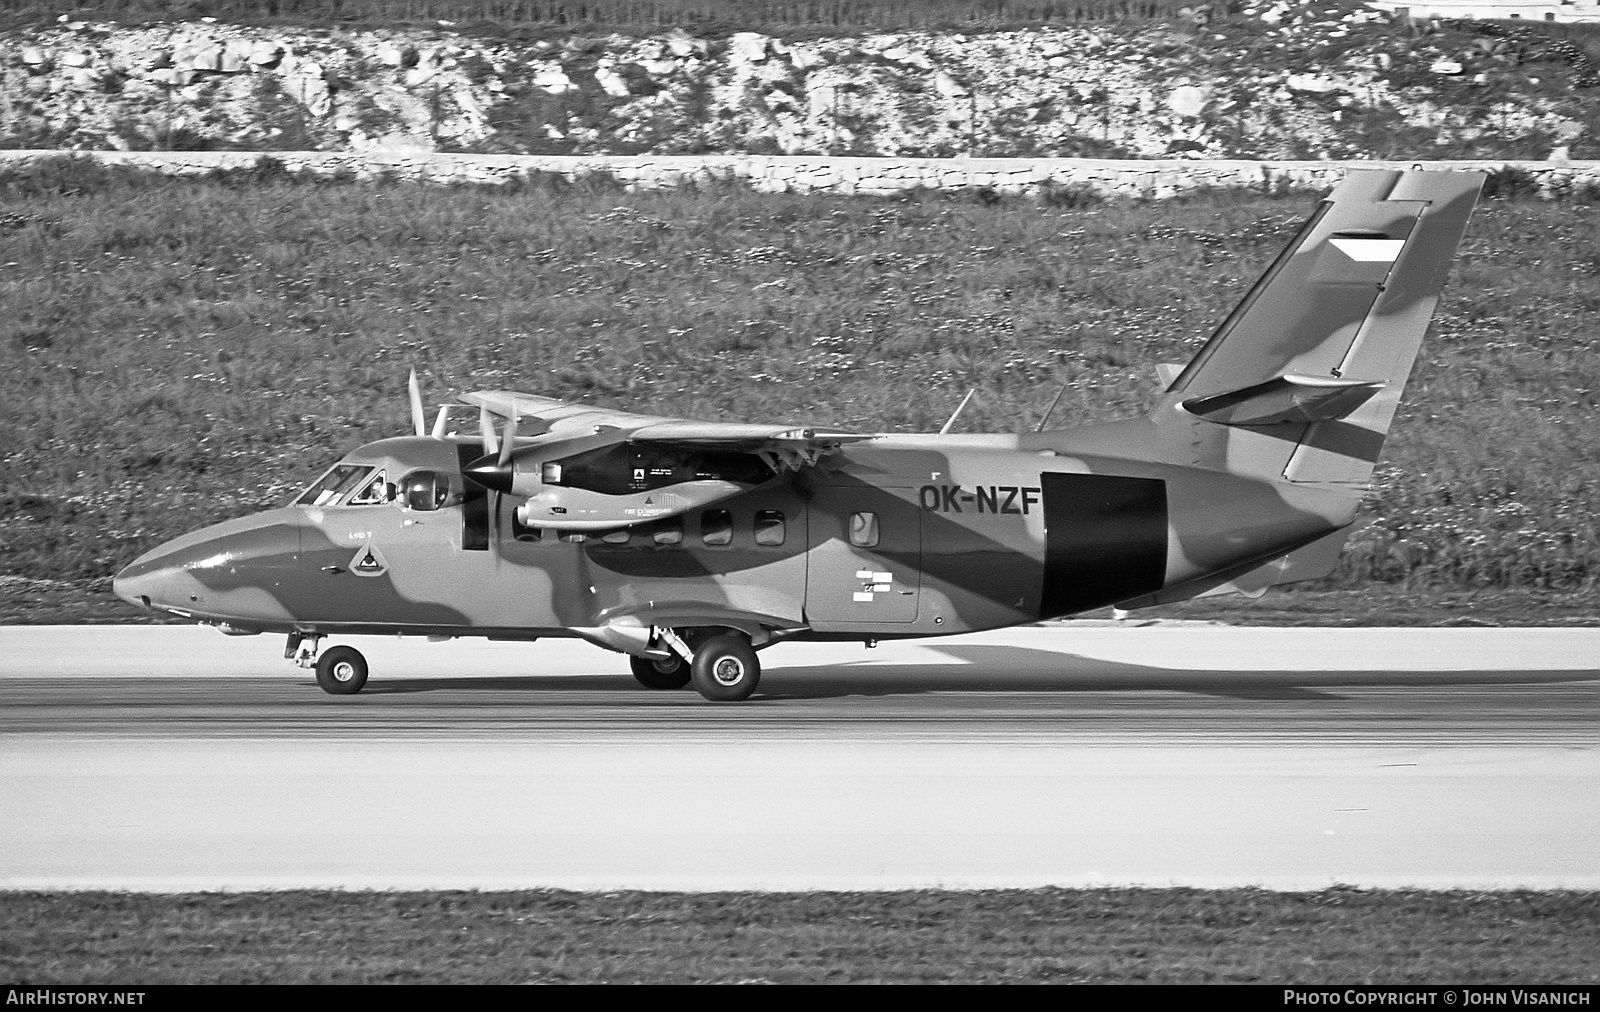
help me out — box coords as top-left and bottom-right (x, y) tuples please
(295, 464), (373, 507)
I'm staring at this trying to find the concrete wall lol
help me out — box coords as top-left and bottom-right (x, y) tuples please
(1369, 0), (1600, 23)
(2, 150), (1595, 198)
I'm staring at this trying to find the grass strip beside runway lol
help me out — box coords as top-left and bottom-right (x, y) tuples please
(4, 888), (1598, 984)
(3, 162), (1599, 616)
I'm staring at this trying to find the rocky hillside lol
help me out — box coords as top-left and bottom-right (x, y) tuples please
(2, 1), (1597, 160)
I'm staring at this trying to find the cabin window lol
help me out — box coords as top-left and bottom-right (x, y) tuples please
(295, 464), (372, 507)
(600, 528), (631, 544)
(652, 517), (684, 546)
(701, 509), (733, 546)
(849, 511), (880, 548)
(347, 470), (390, 506)
(398, 470), (456, 512)
(754, 510), (786, 546)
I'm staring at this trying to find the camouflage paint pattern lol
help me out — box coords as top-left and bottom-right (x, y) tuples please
(114, 170), (1484, 662)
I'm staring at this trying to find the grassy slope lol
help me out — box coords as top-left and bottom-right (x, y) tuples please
(0, 161), (1597, 623)
(4, 889), (1598, 983)
(5, 0), (1189, 34)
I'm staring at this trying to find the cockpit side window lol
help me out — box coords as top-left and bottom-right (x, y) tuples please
(347, 470), (390, 506)
(398, 469), (459, 512)
(295, 465), (373, 507)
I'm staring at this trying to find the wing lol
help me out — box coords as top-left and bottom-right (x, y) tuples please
(460, 390), (871, 458)
(459, 389), (678, 436)
(629, 421), (874, 473)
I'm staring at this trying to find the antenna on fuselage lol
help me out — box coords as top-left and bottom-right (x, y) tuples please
(938, 388), (977, 436)
(1034, 381), (1070, 433)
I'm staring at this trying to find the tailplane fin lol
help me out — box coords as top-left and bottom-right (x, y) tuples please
(1152, 168), (1483, 486)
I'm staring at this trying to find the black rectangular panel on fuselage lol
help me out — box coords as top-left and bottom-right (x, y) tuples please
(1040, 473), (1168, 619)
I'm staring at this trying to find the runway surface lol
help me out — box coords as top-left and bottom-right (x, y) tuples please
(2, 623), (1596, 891)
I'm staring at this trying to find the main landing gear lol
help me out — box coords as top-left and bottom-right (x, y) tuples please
(637, 628), (762, 702)
(288, 633), (368, 696)
(629, 654), (691, 690)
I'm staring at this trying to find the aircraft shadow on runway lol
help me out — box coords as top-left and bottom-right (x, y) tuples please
(359, 643), (1595, 702)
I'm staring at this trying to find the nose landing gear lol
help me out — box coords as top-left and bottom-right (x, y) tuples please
(286, 632), (369, 695)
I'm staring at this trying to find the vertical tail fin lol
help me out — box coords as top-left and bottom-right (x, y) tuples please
(1152, 169), (1484, 486)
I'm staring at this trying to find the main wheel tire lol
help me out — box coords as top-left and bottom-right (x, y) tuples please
(315, 645), (368, 695)
(689, 632), (760, 702)
(630, 654), (690, 690)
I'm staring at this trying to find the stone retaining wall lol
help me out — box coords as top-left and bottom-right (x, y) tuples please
(2, 150), (1595, 198)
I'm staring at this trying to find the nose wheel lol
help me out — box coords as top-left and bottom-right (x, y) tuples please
(287, 633), (369, 695)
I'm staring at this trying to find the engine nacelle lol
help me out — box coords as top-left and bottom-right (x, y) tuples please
(514, 479), (749, 530)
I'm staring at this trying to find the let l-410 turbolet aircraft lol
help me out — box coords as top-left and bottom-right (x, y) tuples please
(113, 168), (1484, 701)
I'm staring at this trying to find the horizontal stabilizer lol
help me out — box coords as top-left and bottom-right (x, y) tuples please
(1182, 374), (1385, 427)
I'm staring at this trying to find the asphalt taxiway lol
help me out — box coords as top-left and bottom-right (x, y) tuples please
(2, 623), (1596, 891)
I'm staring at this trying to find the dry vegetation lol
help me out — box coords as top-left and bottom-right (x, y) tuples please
(0, 158), (1597, 621)
(3, 0), (1185, 33)
(4, 888), (1597, 983)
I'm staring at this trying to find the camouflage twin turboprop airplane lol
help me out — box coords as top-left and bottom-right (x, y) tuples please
(113, 168), (1484, 701)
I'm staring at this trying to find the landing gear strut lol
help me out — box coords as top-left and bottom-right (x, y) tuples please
(286, 633), (368, 696)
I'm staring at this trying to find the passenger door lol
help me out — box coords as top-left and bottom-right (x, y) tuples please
(804, 486), (921, 625)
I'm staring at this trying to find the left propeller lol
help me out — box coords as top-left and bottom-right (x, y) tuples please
(406, 369), (508, 491)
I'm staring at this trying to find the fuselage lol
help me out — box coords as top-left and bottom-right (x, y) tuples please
(112, 427), (1357, 646)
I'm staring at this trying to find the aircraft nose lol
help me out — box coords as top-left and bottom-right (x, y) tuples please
(112, 514), (302, 618)
(111, 554), (171, 611)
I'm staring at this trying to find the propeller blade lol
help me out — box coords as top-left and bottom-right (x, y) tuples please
(431, 405), (449, 440)
(407, 369), (426, 438)
(479, 407), (500, 458)
(498, 415), (518, 468)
